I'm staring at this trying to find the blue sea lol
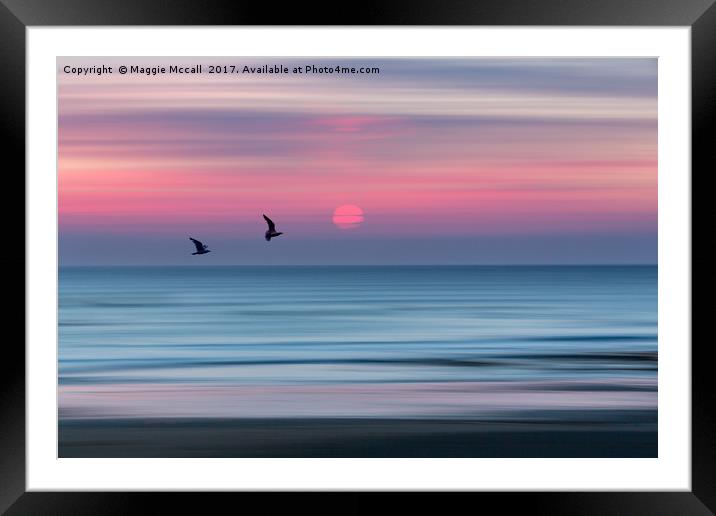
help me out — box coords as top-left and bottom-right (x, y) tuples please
(58, 266), (657, 425)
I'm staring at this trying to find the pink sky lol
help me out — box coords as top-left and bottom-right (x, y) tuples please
(58, 58), (657, 264)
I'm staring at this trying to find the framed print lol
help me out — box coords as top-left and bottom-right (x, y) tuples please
(3, 0), (710, 514)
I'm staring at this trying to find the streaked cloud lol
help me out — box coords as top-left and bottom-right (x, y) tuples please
(58, 57), (657, 264)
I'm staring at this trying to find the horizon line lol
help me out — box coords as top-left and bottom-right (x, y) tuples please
(58, 263), (658, 267)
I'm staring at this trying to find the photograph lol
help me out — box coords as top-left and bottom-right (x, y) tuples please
(56, 56), (659, 458)
(1, 0), (706, 507)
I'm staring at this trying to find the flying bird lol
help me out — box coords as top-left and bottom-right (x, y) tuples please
(189, 237), (211, 255)
(263, 214), (283, 241)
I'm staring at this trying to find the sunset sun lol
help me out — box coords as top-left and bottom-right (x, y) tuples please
(332, 204), (364, 230)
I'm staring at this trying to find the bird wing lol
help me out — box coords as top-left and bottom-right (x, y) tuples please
(263, 214), (276, 232)
(189, 237), (205, 252)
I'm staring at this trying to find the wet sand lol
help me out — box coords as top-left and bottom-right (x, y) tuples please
(59, 416), (657, 458)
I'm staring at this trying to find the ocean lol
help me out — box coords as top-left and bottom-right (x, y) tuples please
(58, 265), (657, 457)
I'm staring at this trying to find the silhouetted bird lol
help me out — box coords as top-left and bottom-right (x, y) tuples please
(263, 214), (283, 241)
(189, 237), (211, 255)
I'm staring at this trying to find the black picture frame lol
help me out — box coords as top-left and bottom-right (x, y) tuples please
(2, 1), (709, 514)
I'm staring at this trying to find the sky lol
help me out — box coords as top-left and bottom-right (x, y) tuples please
(58, 57), (657, 265)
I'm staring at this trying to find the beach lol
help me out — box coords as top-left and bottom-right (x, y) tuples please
(59, 414), (656, 458)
